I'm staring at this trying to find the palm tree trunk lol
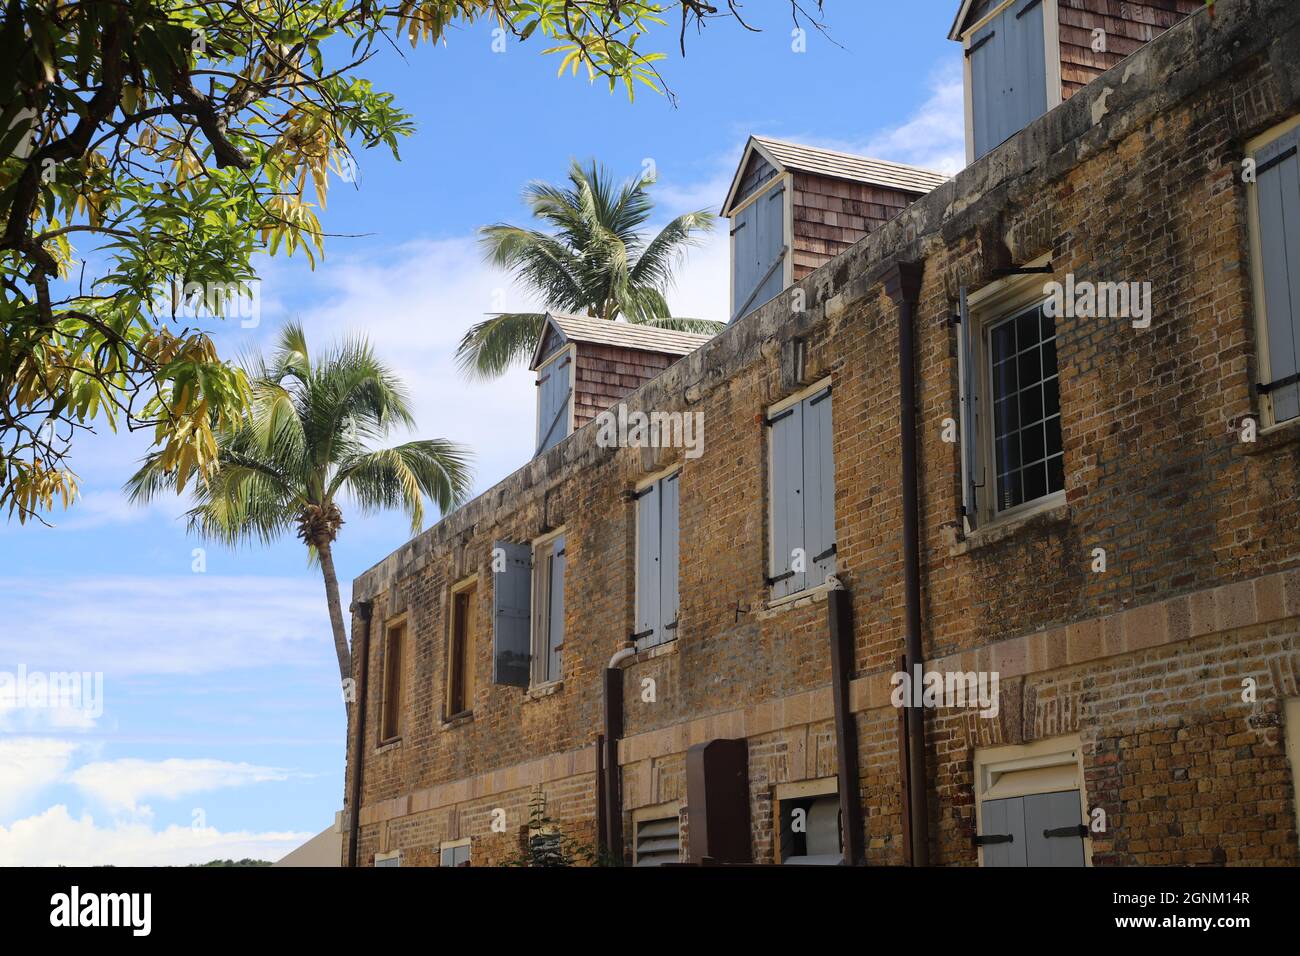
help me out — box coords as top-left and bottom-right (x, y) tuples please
(316, 538), (352, 705)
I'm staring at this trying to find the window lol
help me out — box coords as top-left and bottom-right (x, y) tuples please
(445, 579), (477, 719)
(1246, 117), (1300, 426)
(531, 532), (566, 686)
(633, 810), (682, 867)
(439, 839), (471, 867)
(963, 0), (1057, 162)
(535, 347), (573, 454)
(959, 267), (1065, 530)
(378, 621), (405, 743)
(774, 779), (842, 865)
(973, 736), (1089, 867)
(1286, 698), (1300, 850)
(987, 303), (1064, 511)
(766, 379), (836, 600)
(373, 851), (400, 867)
(633, 470), (680, 648)
(730, 173), (789, 322)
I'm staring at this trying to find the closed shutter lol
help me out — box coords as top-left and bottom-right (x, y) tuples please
(1256, 127), (1300, 423)
(1024, 790), (1087, 867)
(635, 482), (662, 645)
(536, 355), (571, 454)
(660, 473), (680, 636)
(969, 0), (1047, 160)
(546, 536), (565, 680)
(978, 795), (1028, 867)
(803, 387), (836, 587)
(980, 790), (1085, 867)
(768, 403), (805, 599)
(731, 183), (787, 322)
(957, 287), (982, 530)
(634, 816), (681, 866)
(491, 540), (531, 687)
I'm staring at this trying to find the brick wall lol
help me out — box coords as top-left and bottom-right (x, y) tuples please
(344, 0), (1300, 867)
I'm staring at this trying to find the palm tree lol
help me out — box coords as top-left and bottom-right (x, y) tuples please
(126, 323), (473, 703)
(458, 160), (723, 378)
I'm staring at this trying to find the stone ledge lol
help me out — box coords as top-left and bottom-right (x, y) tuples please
(949, 501), (1071, 557)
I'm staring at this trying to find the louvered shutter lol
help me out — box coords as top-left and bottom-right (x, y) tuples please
(634, 816), (681, 866)
(536, 356), (571, 454)
(1256, 127), (1300, 423)
(491, 540), (531, 686)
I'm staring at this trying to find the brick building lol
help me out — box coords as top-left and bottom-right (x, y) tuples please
(343, 0), (1300, 868)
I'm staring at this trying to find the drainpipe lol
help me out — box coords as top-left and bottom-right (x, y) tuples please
(885, 261), (930, 866)
(827, 586), (865, 865)
(346, 599), (373, 868)
(600, 644), (636, 861)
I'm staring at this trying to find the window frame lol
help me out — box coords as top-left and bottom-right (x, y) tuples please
(633, 464), (681, 650)
(765, 376), (836, 602)
(439, 838), (471, 868)
(529, 527), (567, 688)
(963, 261), (1066, 529)
(444, 575), (478, 720)
(377, 616), (407, 746)
(534, 343), (576, 454)
(772, 777), (842, 865)
(960, 0), (1062, 165)
(1244, 113), (1300, 430)
(728, 166), (794, 323)
(373, 850), (401, 867)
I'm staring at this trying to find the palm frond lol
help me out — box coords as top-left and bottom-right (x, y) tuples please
(455, 312), (549, 379)
(332, 440), (474, 531)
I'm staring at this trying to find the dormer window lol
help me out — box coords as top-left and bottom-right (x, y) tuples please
(721, 137), (947, 324)
(950, 0), (1201, 164)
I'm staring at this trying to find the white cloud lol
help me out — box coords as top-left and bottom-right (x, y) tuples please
(70, 757), (296, 813)
(0, 575), (328, 675)
(859, 59), (966, 174)
(0, 805), (310, 866)
(0, 738), (79, 819)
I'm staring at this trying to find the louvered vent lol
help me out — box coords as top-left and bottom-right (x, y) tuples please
(634, 815), (681, 866)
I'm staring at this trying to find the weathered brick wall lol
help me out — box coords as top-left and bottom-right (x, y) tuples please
(344, 0), (1300, 867)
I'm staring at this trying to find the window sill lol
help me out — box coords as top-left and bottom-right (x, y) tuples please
(439, 712), (473, 731)
(950, 499), (1071, 557)
(631, 638), (679, 664)
(758, 578), (841, 618)
(1234, 415), (1300, 456)
(524, 680), (563, 702)
(375, 738), (402, 755)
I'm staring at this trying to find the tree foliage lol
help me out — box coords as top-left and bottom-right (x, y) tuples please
(0, 0), (824, 523)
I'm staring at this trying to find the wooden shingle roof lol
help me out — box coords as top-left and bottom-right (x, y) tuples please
(530, 312), (715, 369)
(721, 136), (950, 215)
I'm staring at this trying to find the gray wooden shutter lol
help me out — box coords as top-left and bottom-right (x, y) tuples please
(491, 540), (531, 686)
(1256, 127), (1300, 423)
(536, 356), (571, 454)
(731, 184), (787, 322)
(1024, 790), (1086, 867)
(979, 796), (1028, 867)
(635, 482), (662, 645)
(969, 0), (1047, 160)
(660, 473), (680, 635)
(547, 535), (565, 680)
(769, 403), (805, 599)
(803, 388), (836, 587)
(957, 287), (981, 531)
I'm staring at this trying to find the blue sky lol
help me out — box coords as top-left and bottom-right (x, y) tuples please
(0, 1), (966, 865)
